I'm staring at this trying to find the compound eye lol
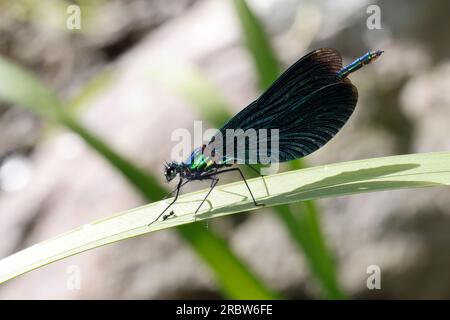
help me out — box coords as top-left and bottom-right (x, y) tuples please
(166, 166), (177, 178)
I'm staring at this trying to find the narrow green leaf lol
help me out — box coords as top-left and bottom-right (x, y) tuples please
(1, 151), (449, 284)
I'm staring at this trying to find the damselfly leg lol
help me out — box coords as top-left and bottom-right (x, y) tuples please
(196, 167), (265, 214)
(148, 178), (185, 226)
(194, 176), (219, 218)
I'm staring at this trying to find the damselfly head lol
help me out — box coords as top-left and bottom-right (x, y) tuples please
(164, 162), (178, 182)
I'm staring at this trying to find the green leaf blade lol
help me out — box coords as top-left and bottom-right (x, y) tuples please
(233, 0), (280, 90)
(1, 151), (449, 284)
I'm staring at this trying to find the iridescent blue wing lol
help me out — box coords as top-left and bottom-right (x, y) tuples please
(207, 48), (358, 163)
(218, 48), (343, 132)
(274, 81), (357, 161)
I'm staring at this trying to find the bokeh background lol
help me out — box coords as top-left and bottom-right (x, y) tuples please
(1, 0), (450, 299)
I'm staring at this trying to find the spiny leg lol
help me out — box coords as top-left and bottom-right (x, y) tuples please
(148, 178), (184, 226)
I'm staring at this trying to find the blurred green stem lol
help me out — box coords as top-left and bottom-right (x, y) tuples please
(233, 0), (345, 298)
(233, 0), (280, 89)
(60, 114), (166, 200)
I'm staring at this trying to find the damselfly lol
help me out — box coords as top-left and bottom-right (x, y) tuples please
(149, 48), (383, 225)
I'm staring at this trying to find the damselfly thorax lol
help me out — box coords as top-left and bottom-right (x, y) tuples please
(164, 144), (231, 182)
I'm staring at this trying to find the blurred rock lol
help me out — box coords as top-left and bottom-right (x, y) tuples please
(401, 62), (450, 152)
(1, 0), (450, 299)
(0, 108), (41, 156)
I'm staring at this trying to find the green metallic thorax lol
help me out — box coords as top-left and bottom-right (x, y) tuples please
(186, 145), (233, 173)
(189, 151), (215, 171)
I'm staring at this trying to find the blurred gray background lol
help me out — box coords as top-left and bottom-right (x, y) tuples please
(0, 0), (449, 298)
